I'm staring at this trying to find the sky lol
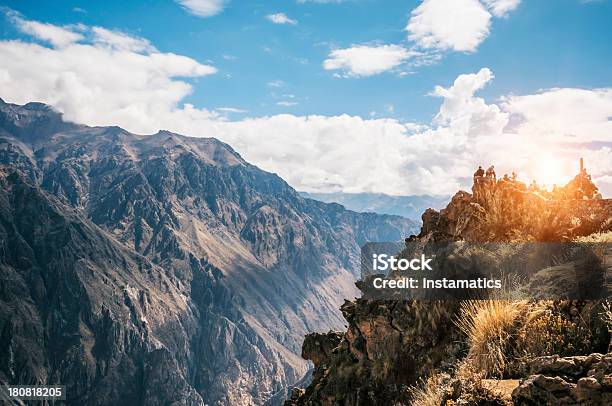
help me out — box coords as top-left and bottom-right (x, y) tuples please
(0, 0), (611, 197)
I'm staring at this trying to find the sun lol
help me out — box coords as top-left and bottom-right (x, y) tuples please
(534, 155), (570, 188)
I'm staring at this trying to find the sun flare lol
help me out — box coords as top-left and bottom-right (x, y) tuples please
(533, 156), (572, 188)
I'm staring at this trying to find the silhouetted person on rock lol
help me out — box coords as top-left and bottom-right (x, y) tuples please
(486, 165), (496, 180)
(473, 166), (485, 184)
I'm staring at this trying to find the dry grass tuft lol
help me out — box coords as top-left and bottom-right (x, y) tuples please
(455, 300), (527, 378)
(409, 362), (510, 405)
(574, 231), (612, 243)
(408, 372), (447, 406)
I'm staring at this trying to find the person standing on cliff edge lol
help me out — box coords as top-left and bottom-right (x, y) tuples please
(486, 165), (496, 180)
(473, 166), (485, 183)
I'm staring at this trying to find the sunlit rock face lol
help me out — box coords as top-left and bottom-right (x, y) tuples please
(0, 99), (418, 406)
(288, 173), (611, 406)
(421, 176), (611, 242)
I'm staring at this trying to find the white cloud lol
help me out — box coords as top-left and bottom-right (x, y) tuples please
(216, 107), (248, 113)
(0, 16), (217, 131)
(267, 80), (284, 87)
(276, 101), (298, 107)
(332, 0), (519, 75)
(91, 27), (155, 52)
(323, 44), (416, 77)
(1, 15), (610, 198)
(175, 0), (226, 17)
(225, 74), (610, 196)
(502, 87), (612, 143)
(407, 0), (492, 52)
(266, 13), (298, 25)
(10, 12), (83, 48)
(431, 67), (509, 136)
(481, 0), (521, 17)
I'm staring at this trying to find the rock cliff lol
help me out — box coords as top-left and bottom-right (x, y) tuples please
(288, 171), (612, 405)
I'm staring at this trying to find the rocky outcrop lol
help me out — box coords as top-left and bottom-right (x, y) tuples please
(0, 99), (418, 405)
(301, 331), (344, 369)
(421, 177), (612, 242)
(512, 354), (612, 405)
(288, 174), (611, 405)
(286, 300), (464, 405)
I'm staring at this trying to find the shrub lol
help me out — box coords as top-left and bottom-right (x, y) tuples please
(515, 301), (593, 358)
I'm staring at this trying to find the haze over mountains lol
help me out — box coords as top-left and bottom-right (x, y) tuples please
(301, 192), (448, 221)
(0, 99), (417, 405)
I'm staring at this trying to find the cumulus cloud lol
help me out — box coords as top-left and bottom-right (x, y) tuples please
(223, 75), (611, 196)
(431, 67), (509, 136)
(324, 0), (520, 77)
(502, 88), (612, 143)
(323, 44), (416, 77)
(266, 13), (298, 25)
(174, 0), (226, 17)
(1, 15), (610, 197)
(0, 15), (217, 130)
(406, 0), (520, 52)
(407, 0), (492, 52)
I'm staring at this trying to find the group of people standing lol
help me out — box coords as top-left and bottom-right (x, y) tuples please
(473, 165), (500, 183)
(471, 162), (601, 200)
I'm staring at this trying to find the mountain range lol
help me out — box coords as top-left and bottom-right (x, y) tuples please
(0, 99), (418, 405)
(300, 192), (448, 222)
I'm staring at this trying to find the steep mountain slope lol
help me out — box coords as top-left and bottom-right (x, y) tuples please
(0, 169), (203, 405)
(300, 192), (448, 220)
(0, 99), (418, 405)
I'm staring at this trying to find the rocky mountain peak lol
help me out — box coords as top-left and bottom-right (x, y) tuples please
(0, 99), (79, 143)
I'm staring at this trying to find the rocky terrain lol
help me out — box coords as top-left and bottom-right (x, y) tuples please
(421, 176), (611, 242)
(0, 98), (418, 405)
(287, 172), (612, 405)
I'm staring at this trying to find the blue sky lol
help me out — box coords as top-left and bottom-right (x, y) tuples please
(2, 0), (610, 123)
(0, 0), (611, 197)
